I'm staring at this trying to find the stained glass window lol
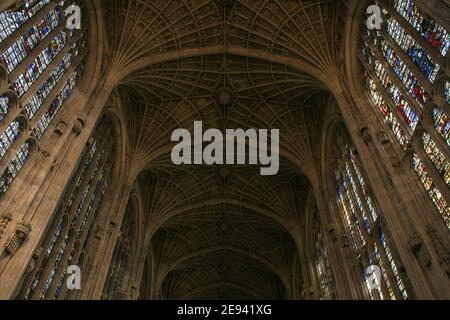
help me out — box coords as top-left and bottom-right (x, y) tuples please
(0, 120), (21, 159)
(363, 1), (450, 230)
(0, 95), (10, 122)
(374, 60), (418, 131)
(445, 81), (450, 105)
(0, 6), (61, 72)
(381, 40), (429, 107)
(33, 63), (84, 140)
(314, 225), (336, 300)
(433, 107), (450, 147)
(0, 141), (31, 197)
(379, 230), (408, 299)
(386, 17), (440, 83)
(0, 0), (52, 44)
(412, 153), (450, 228)
(393, 0), (450, 56)
(0, 1), (87, 200)
(13, 30), (67, 97)
(366, 78), (410, 149)
(422, 132), (450, 186)
(18, 119), (115, 300)
(24, 51), (73, 119)
(334, 136), (409, 300)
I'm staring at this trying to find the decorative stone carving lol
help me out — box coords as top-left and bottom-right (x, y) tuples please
(301, 285), (315, 299)
(340, 234), (349, 248)
(408, 232), (423, 251)
(360, 127), (372, 144)
(72, 118), (85, 135)
(26, 247), (43, 273)
(405, 144), (415, 160)
(95, 225), (105, 240)
(408, 232), (432, 268)
(0, 213), (13, 240)
(41, 150), (50, 157)
(374, 130), (402, 167)
(217, 218), (232, 235)
(218, 166), (232, 179)
(55, 121), (68, 136)
(377, 131), (390, 145)
(117, 291), (131, 300)
(4, 222), (32, 256)
(107, 221), (116, 234)
(215, 87), (233, 106)
(426, 225), (450, 278)
(327, 223), (337, 243)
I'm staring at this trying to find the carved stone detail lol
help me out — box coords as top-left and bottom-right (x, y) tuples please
(72, 118), (85, 135)
(377, 131), (390, 145)
(0, 213), (13, 240)
(327, 223), (337, 243)
(4, 222), (32, 256)
(302, 286), (315, 299)
(43, 150), (51, 158)
(360, 127), (372, 144)
(55, 121), (68, 136)
(95, 225), (105, 240)
(340, 234), (349, 248)
(26, 247), (43, 273)
(408, 232), (432, 268)
(426, 225), (450, 278)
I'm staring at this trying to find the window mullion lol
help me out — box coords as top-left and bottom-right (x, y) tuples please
(368, 35), (424, 121)
(13, 31), (68, 101)
(0, 1), (57, 48)
(381, 0), (447, 67)
(42, 228), (76, 299)
(29, 215), (71, 299)
(337, 161), (367, 250)
(27, 44), (88, 130)
(410, 133), (450, 205)
(0, 120), (27, 174)
(72, 145), (112, 241)
(339, 164), (390, 300)
(421, 109), (450, 161)
(380, 25), (435, 90)
(360, 54), (414, 135)
(65, 140), (110, 231)
(9, 22), (66, 81)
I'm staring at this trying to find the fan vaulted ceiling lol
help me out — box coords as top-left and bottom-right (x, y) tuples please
(100, 0), (347, 299)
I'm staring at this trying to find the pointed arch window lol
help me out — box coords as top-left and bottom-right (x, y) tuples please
(102, 200), (135, 300)
(17, 117), (115, 300)
(0, 95), (10, 121)
(362, 0), (450, 230)
(0, 120), (22, 159)
(422, 132), (450, 186)
(0, 140), (32, 197)
(412, 153), (450, 227)
(334, 133), (409, 300)
(312, 214), (336, 300)
(0, 0), (88, 200)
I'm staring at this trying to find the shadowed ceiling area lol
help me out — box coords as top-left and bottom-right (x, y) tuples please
(100, 0), (348, 300)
